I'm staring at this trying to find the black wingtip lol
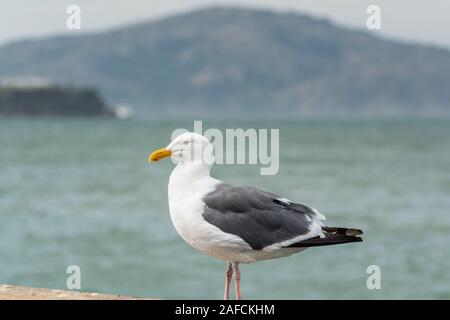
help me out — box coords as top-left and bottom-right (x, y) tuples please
(287, 226), (364, 248)
(322, 226), (363, 236)
(345, 228), (363, 236)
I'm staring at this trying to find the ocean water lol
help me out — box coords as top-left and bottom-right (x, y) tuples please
(0, 118), (449, 299)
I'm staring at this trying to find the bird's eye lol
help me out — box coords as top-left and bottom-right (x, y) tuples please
(183, 140), (189, 145)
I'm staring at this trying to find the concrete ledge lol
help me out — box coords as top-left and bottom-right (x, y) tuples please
(0, 284), (151, 300)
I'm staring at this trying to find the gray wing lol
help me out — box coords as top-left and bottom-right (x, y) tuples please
(201, 183), (324, 250)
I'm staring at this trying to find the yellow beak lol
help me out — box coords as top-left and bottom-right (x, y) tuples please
(148, 148), (172, 162)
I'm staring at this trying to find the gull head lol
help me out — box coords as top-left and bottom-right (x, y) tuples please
(148, 132), (214, 165)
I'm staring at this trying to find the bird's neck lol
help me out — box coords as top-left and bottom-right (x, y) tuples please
(176, 161), (212, 176)
(169, 162), (215, 194)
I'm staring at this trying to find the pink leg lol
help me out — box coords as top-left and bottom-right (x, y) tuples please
(224, 262), (233, 300)
(232, 262), (242, 300)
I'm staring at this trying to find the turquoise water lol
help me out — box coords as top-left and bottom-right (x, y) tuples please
(0, 118), (449, 299)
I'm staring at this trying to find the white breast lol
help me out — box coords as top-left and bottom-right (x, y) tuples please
(168, 163), (252, 262)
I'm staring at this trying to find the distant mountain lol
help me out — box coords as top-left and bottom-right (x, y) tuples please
(0, 7), (449, 117)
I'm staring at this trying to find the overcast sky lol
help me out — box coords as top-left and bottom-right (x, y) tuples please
(1, 0), (449, 48)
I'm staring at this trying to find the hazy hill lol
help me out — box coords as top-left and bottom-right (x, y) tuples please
(0, 7), (449, 117)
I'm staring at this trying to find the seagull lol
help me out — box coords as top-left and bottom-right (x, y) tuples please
(148, 132), (363, 300)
